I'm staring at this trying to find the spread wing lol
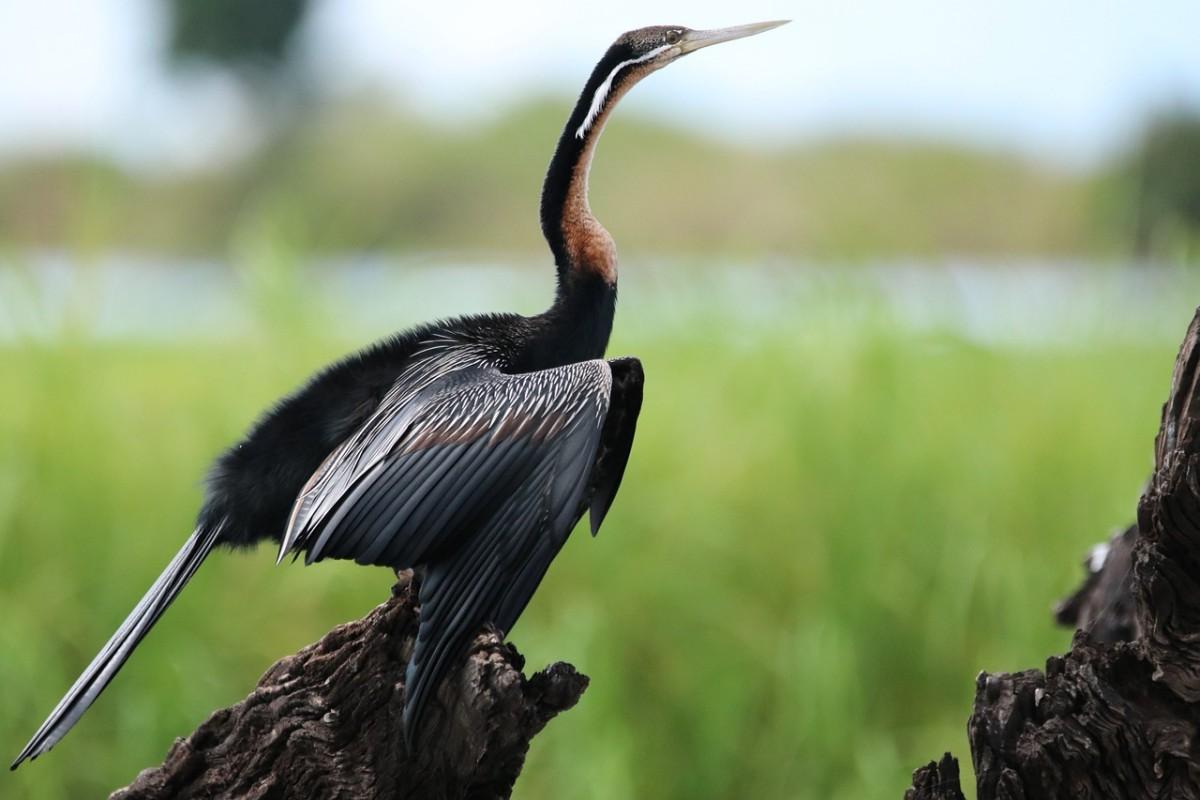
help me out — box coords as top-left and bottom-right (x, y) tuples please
(278, 352), (636, 742)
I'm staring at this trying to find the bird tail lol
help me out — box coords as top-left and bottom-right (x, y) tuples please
(10, 522), (223, 769)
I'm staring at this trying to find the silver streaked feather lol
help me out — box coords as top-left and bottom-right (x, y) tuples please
(280, 354), (613, 564)
(275, 351), (618, 742)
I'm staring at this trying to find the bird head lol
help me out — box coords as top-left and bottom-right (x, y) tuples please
(574, 21), (788, 140)
(619, 21), (789, 66)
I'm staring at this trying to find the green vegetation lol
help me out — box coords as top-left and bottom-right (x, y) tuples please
(0, 267), (1180, 798)
(167, 0), (310, 72)
(9, 95), (1200, 265)
(0, 98), (1140, 263)
(1124, 109), (1200, 261)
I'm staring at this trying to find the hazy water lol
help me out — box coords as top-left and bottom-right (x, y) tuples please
(0, 252), (1196, 347)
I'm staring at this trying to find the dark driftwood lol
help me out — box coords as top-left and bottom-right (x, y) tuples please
(110, 571), (588, 800)
(1053, 524), (1139, 644)
(904, 753), (966, 800)
(907, 308), (1200, 800)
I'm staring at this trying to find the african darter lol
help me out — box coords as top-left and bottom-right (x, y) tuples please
(13, 20), (786, 767)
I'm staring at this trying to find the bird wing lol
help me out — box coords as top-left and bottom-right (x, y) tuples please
(278, 341), (492, 561)
(279, 353), (624, 740)
(404, 357), (642, 737)
(280, 353), (614, 569)
(587, 356), (644, 535)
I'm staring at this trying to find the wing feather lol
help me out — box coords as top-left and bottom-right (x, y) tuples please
(588, 357), (644, 534)
(403, 465), (554, 739)
(347, 441), (477, 560)
(285, 359), (612, 568)
(279, 353), (634, 745)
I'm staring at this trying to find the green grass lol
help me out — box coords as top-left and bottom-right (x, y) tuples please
(0, 285), (1177, 799)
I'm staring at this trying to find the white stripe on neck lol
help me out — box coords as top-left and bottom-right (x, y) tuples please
(575, 45), (670, 140)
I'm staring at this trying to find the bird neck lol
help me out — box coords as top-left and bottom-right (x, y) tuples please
(538, 132), (618, 362)
(529, 271), (616, 368)
(535, 45), (660, 365)
(541, 44), (651, 305)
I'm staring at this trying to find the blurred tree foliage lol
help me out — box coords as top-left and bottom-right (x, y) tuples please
(0, 101), (1107, 262)
(2, 3), (1197, 266)
(163, 0), (320, 274)
(1129, 109), (1200, 260)
(166, 0), (311, 73)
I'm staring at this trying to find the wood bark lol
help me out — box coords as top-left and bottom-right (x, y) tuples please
(907, 307), (1200, 799)
(110, 571), (588, 800)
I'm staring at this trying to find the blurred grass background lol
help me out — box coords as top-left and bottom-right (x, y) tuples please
(0, 255), (1184, 797)
(0, 101), (1104, 260)
(0, 99), (1188, 263)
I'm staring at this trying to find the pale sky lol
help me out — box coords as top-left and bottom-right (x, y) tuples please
(2, 0), (1198, 168)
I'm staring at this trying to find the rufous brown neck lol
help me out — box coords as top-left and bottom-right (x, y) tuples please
(540, 42), (661, 299)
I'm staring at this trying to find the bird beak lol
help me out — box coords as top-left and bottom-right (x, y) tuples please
(678, 20), (790, 54)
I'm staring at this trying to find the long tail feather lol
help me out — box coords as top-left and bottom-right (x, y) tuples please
(10, 523), (222, 769)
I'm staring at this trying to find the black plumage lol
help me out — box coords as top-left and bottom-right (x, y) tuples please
(13, 19), (784, 768)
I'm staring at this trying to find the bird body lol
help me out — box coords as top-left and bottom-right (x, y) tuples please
(13, 19), (786, 768)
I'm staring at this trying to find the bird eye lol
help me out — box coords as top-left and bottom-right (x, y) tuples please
(664, 30), (681, 45)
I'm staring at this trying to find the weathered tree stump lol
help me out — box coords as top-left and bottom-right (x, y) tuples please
(907, 307), (1200, 799)
(1053, 524), (1138, 644)
(110, 571), (588, 800)
(904, 753), (966, 800)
